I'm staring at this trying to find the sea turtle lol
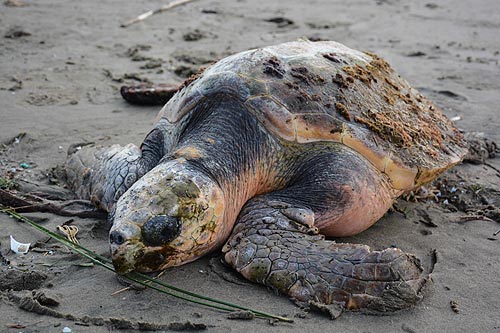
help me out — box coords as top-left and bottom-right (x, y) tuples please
(66, 40), (467, 313)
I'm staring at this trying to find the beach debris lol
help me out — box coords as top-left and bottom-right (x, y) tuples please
(56, 225), (79, 244)
(201, 9), (218, 14)
(4, 0), (27, 6)
(167, 321), (207, 331)
(402, 185), (440, 202)
(121, 84), (178, 106)
(75, 262), (94, 267)
(121, 0), (199, 28)
(265, 17), (295, 28)
(183, 29), (205, 41)
(7, 324), (27, 329)
(308, 300), (343, 320)
(10, 235), (30, 254)
(0, 177), (18, 190)
(406, 51), (426, 57)
(4, 26), (31, 38)
(19, 162), (31, 169)
(62, 327), (72, 333)
(0, 188), (105, 218)
(2, 132), (26, 146)
(463, 132), (499, 164)
(113, 269), (167, 294)
(457, 215), (496, 224)
(450, 300), (460, 313)
(227, 310), (255, 320)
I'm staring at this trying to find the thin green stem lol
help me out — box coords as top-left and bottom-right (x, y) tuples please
(1, 205), (293, 323)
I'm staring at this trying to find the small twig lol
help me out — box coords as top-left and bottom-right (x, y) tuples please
(110, 285), (131, 296)
(112, 270), (166, 296)
(56, 225), (79, 244)
(457, 215), (496, 223)
(121, 0), (199, 28)
(493, 229), (500, 236)
(0, 188), (105, 218)
(484, 162), (500, 178)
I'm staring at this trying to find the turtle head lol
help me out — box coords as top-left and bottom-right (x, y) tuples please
(109, 159), (226, 274)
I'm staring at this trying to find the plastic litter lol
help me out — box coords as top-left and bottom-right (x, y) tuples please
(10, 235), (30, 254)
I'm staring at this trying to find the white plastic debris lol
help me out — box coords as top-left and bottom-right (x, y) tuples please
(10, 235), (30, 254)
(62, 327), (72, 333)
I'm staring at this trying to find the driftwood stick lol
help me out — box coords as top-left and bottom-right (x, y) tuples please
(457, 215), (497, 223)
(121, 0), (199, 28)
(0, 189), (105, 219)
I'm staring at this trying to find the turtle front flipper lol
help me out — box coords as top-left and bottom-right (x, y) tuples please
(65, 143), (151, 212)
(65, 119), (182, 212)
(223, 197), (428, 313)
(222, 197), (428, 314)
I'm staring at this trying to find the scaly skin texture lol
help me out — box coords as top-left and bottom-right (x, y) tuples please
(66, 118), (187, 212)
(65, 143), (148, 211)
(223, 198), (426, 313)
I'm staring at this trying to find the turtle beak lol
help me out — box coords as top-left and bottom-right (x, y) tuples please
(111, 240), (170, 274)
(110, 240), (144, 274)
(110, 230), (173, 274)
(109, 222), (143, 274)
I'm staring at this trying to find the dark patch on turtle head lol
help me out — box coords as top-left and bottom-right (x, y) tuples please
(141, 215), (182, 246)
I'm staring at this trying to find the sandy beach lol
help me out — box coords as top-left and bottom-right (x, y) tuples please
(1, 0), (499, 332)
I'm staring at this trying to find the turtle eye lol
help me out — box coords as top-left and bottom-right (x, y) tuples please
(141, 215), (182, 246)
